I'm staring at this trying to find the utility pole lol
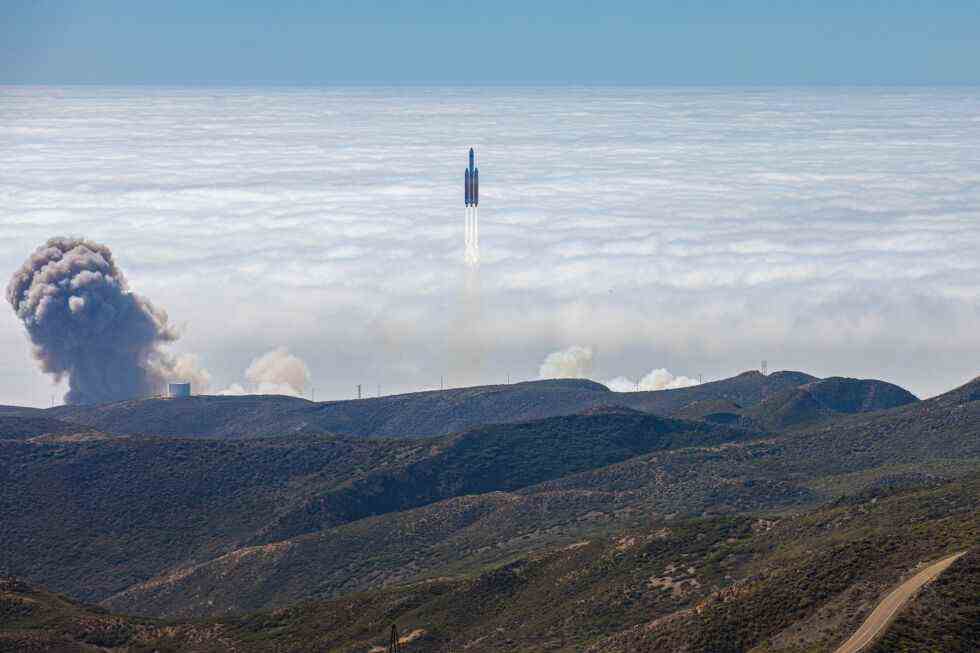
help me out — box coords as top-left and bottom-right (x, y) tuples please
(387, 624), (400, 653)
(357, 384), (362, 400)
(440, 375), (444, 391)
(698, 374), (703, 384)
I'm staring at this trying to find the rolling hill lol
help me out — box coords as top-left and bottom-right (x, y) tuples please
(741, 376), (918, 430)
(2, 371), (975, 651)
(0, 408), (754, 606)
(0, 415), (102, 441)
(37, 371), (821, 439)
(99, 376), (978, 619)
(3, 476), (977, 652)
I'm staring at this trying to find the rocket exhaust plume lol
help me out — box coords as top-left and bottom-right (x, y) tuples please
(451, 147), (483, 384)
(464, 205), (480, 265)
(6, 237), (191, 405)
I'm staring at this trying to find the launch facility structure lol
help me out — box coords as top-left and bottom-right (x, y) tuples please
(464, 148), (480, 266)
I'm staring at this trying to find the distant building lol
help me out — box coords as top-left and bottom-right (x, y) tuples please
(168, 382), (191, 398)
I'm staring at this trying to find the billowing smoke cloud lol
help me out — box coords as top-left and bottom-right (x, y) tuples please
(538, 345), (697, 392)
(538, 345), (594, 379)
(219, 347), (310, 397)
(6, 237), (196, 405)
(605, 368), (699, 392)
(168, 353), (213, 395)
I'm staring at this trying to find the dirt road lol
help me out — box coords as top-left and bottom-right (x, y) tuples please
(834, 551), (966, 653)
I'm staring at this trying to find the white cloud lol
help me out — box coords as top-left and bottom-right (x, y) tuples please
(1, 87), (979, 405)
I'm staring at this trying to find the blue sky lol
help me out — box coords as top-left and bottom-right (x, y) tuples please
(3, 1), (979, 84)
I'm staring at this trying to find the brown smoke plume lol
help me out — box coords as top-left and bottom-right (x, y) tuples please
(6, 237), (186, 405)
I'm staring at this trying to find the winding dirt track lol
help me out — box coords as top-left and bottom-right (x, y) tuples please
(834, 551), (966, 653)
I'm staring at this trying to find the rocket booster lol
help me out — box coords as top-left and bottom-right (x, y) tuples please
(464, 147), (479, 206)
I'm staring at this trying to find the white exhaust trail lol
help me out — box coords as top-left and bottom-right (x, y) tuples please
(464, 205), (480, 266)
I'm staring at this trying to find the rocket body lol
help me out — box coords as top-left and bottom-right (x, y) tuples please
(463, 148), (480, 265)
(464, 147), (479, 207)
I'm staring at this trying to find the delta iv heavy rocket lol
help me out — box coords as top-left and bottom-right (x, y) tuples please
(463, 148), (480, 266)
(464, 147), (479, 206)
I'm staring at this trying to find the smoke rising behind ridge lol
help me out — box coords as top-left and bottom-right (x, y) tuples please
(539, 345), (594, 380)
(538, 345), (697, 391)
(219, 347), (311, 397)
(6, 237), (189, 404)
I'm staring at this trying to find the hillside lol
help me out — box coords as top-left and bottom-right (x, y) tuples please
(38, 372), (821, 439)
(619, 370), (818, 415)
(0, 409), (753, 606)
(99, 377), (980, 618)
(739, 376), (918, 430)
(3, 476), (978, 652)
(45, 394), (318, 439)
(0, 434), (430, 601)
(255, 408), (759, 543)
(0, 415), (103, 441)
(868, 548), (980, 653)
(2, 372), (974, 643)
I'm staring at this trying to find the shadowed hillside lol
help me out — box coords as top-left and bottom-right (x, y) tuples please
(741, 376), (919, 429)
(869, 547), (980, 653)
(0, 409), (753, 606)
(37, 372), (822, 439)
(3, 372), (975, 642)
(616, 370), (818, 415)
(0, 415), (103, 441)
(99, 376), (980, 618)
(3, 477), (977, 652)
(0, 434), (430, 601)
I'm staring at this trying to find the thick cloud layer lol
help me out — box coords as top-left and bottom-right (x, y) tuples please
(6, 237), (182, 404)
(1, 87), (979, 404)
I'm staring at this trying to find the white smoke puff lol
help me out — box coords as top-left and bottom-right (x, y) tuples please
(606, 368), (699, 392)
(217, 383), (247, 396)
(539, 345), (594, 379)
(604, 376), (638, 392)
(157, 353), (212, 394)
(6, 237), (184, 404)
(245, 347), (310, 396)
(217, 348), (310, 397)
